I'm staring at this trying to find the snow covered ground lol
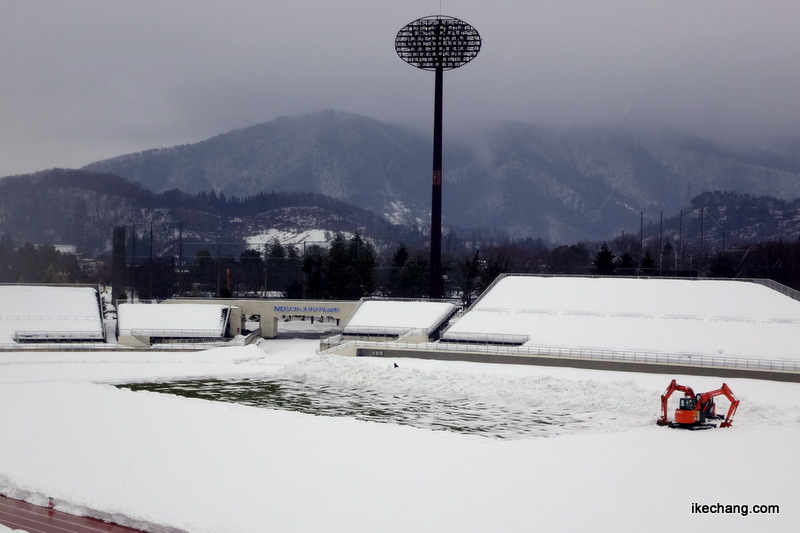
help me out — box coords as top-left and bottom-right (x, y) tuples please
(2, 338), (799, 533)
(244, 228), (351, 249)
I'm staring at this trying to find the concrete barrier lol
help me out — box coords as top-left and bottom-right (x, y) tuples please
(350, 346), (800, 383)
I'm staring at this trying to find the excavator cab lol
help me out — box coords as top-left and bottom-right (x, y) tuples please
(679, 397), (697, 410)
(674, 396), (701, 425)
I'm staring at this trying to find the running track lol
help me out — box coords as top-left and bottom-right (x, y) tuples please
(0, 496), (146, 533)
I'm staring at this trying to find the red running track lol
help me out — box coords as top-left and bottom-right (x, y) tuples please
(0, 495), (146, 533)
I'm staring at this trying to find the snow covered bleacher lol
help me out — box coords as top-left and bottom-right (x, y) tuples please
(116, 303), (239, 346)
(342, 299), (458, 342)
(0, 285), (105, 344)
(441, 275), (800, 360)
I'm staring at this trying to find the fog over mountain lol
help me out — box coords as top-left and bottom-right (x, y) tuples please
(82, 110), (800, 243)
(2, 1), (799, 177)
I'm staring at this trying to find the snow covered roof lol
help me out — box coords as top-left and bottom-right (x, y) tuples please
(117, 303), (230, 338)
(344, 300), (457, 336)
(442, 276), (800, 360)
(0, 285), (104, 343)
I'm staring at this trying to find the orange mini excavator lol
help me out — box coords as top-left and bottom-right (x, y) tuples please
(656, 379), (740, 430)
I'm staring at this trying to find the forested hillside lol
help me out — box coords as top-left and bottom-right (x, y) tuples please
(82, 110), (800, 242)
(0, 168), (411, 256)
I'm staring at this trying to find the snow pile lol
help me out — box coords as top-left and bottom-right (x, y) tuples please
(443, 276), (800, 359)
(0, 285), (104, 344)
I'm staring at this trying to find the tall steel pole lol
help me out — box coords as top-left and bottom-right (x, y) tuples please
(395, 15), (481, 299)
(430, 65), (444, 298)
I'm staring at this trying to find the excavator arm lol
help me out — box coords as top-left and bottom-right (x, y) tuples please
(697, 383), (740, 428)
(656, 379), (695, 426)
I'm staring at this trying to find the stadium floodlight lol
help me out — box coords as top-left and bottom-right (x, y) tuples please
(395, 15), (481, 299)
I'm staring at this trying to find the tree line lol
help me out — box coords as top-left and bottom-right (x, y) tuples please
(4, 229), (800, 301)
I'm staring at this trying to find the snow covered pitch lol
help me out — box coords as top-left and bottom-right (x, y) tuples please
(1, 341), (798, 533)
(1, 278), (800, 532)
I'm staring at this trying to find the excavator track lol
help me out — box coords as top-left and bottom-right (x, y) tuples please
(667, 422), (717, 430)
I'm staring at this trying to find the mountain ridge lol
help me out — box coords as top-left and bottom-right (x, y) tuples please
(0, 168), (411, 256)
(80, 110), (800, 242)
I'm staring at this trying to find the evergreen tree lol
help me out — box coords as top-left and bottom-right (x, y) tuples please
(189, 250), (216, 295)
(385, 244), (409, 297)
(479, 254), (509, 293)
(239, 249), (264, 295)
(593, 243), (616, 275)
(457, 251), (481, 306)
(0, 233), (15, 282)
(640, 251), (657, 274)
(397, 254), (429, 298)
(16, 243), (43, 283)
(302, 245), (326, 299)
(268, 239), (286, 258)
(347, 234), (376, 298)
(324, 233), (350, 299)
(266, 239), (293, 295)
(708, 252), (736, 278)
(392, 245), (409, 270)
(548, 243), (590, 274)
(387, 245), (428, 298)
(616, 251), (638, 275)
(145, 257), (177, 300)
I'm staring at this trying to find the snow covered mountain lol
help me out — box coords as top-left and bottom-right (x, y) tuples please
(0, 169), (410, 256)
(81, 110), (800, 242)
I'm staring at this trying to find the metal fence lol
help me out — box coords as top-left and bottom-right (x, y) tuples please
(319, 336), (800, 374)
(13, 330), (106, 342)
(127, 328), (225, 340)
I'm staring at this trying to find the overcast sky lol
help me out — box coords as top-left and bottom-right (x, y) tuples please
(2, 0), (799, 177)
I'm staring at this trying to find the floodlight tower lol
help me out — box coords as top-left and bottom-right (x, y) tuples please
(395, 15), (481, 299)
